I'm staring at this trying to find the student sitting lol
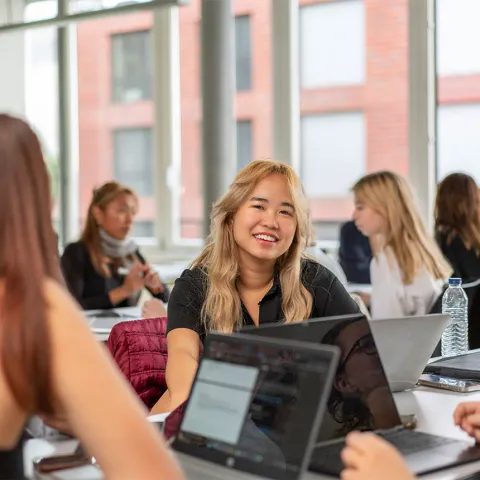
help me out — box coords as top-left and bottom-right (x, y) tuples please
(338, 220), (372, 284)
(435, 173), (480, 281)
(352, 171), (451, 319)
(0, 114), (183, 480)
(151, 159), (361, 414)
(340, 401), (480, 479)
(61, 181), (169, 310)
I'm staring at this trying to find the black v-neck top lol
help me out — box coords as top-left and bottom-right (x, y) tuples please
(166, 258), (360, 340)
(0, 437), (25, 479)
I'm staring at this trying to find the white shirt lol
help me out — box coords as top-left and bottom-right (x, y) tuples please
(370, 248), (442, 319)
(305, 246), (348, 285)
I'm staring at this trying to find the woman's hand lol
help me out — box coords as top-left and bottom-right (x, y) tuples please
(144, 267), (165, 294)
(341, 432), (414, 480)
(454, 402), (480, 441)
(122, 262), (148, 295)
(40, 412), (74, 436)
(142, 298), (168, 319)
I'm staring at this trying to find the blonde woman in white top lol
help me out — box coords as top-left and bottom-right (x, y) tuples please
(352, 171), (451, 320)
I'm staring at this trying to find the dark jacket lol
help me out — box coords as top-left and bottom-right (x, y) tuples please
(338, 221), (372, 284)
(61, 241), (169, 310)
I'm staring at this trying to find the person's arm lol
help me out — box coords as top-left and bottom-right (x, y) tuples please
(150, 270), (205, 414)
(46, 280), (184, 480)
(136, 251), (170, 303)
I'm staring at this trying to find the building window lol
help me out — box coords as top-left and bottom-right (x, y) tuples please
(300, 0), (365, 88)
(301, 112), (365, 198)
(237, 120), (253, 171)
(111, 30), (152, 103)
(113, 127), (154, 196)
(131, 221), (155, 238)
(437, 0), (480, 76)
(437, 103), (480, 183)
(235, 15), (252, 91)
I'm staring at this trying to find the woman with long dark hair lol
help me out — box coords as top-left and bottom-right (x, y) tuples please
(0, 114), (183, 479)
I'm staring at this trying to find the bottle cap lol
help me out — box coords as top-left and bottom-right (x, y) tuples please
(448, 278), (462, 286)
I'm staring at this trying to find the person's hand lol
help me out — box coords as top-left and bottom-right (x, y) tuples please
(40, 412), (74, 437)
(454, 402), (480, 441)
(143, 267), (165, 294)
(142, 298), (167, 319)
(341, 432), (415, 480)
(122, 262), (148, 295)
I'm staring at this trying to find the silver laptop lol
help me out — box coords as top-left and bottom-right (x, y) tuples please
(84, 307), (141, 333)
(171, 333), (340, 480)
(369, 314), (450, 391)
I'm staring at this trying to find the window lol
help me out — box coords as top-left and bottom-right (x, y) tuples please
(112, 30), (152, 103)
(437, 104), (480, 183)
(300, 0), (365, 88)
(131, 220), (155, 238)
(235, 15), (252, 91)
(301, 112), (366, 198)
(113, 128), (154, 196)
(437, 0), (480, 76)
(237, 120), (252, 171)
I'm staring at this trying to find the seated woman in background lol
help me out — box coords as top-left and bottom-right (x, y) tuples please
(352, 171), (451, 319)
(0, 114), (183, 480)
(435, 172), (480, 348)
(151, 159), (361, 415)
(435, 173), (480, 280)
(61, 182), (169, 310)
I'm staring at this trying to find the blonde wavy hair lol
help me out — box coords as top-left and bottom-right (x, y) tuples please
(193, 160), (313, 333)
(353, 171), (451, 284)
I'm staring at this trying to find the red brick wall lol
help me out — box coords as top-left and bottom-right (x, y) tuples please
(76, 0), (476, 239)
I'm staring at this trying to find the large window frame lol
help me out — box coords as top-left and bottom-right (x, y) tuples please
(0, 0), (438, 260)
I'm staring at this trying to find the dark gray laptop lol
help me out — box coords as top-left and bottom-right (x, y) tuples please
(171, 333), (340, 480)
(241, 314), (480, 477)
(85, 309), (139, 332)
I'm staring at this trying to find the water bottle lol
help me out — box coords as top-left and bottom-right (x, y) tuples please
(441, 278), (469, 357)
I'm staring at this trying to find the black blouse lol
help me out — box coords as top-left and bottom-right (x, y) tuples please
(166, 258), (360, 340)
(0, 437), (24, 479)
(436, 230), (480, 281)
(61, 241), (169, 310)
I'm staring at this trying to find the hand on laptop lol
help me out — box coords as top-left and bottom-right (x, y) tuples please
(142, 298), (167, 319)
(454, 402), (480, 442)
(40, 412), (74, 437)
(341, 432), (415, 480)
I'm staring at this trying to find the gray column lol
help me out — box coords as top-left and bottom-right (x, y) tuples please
(272, 0), (300, 170)
(408, 0), (436, 230)
(201, 0), (236, 239)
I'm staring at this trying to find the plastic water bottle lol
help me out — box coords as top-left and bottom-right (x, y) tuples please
(441, 278), (469, 357)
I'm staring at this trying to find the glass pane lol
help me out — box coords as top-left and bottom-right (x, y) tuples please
(69, 0), (152, 14)
(0, 0), (58, 26)
(76, 13), (156, 240)
(0, 22), (60, 241)
(436, 0), (480, 182)
(299, 0), (408, 244)
(235, 15), (252, 91)
(236, 120), (252, 171)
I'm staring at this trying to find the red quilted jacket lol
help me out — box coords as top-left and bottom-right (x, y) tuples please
(106, 317), (169, 410)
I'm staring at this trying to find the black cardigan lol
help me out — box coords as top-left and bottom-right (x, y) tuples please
(61, 241), (169, 310)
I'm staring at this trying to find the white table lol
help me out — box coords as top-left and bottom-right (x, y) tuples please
(25, 386), (480, 479)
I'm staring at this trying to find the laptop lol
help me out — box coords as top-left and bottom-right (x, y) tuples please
(171, 333), (340, 480)
(241, 314), (480, 477)
(369, 314), (450, 391)
(84, 308), (141, 333)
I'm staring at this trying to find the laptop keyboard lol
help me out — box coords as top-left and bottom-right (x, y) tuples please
(309, 430), (459, 476)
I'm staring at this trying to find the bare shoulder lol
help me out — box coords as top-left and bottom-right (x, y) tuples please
(43, 279), (91, 340)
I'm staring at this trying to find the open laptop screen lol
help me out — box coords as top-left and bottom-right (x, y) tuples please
(241, 315), (402, 443)
(173, 334), (339, 480)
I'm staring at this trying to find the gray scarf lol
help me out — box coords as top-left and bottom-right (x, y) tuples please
(99, 228), (138, 261)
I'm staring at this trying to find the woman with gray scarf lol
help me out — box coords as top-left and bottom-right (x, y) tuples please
(61, 182), (169, 310)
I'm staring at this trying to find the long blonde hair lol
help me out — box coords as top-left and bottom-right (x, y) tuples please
(353, 171), (451, 284)
(81, 181), (138, 277)
(193, 160), (313, 333)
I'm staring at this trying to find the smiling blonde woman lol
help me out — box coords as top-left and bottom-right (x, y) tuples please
(151, 160), (360, 414)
